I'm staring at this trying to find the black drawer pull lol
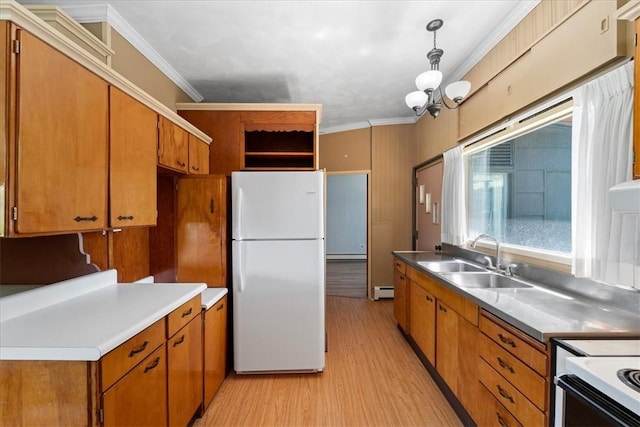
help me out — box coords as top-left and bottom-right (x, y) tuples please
(143, 356), (161, 373)
(172, 334), (185, 347)
(74, 215), (98, 222)
(497, 357), (515, 373)
(425, 295), (433, 302)
(497, 385), (515, 404)
(128, 341), (149, 358)
(117, 215), (134, 221)
(498, 333), (517, 348)
(496, 412), (509, 427)
(438, 304), (447, 313)
(182, 307), (193, 317)
(216, 303), (224, 311)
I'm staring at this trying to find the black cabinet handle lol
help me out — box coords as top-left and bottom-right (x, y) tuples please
(117, 215), (134, 221)
(496, 412), (509, 427)
(143, 356), (161, 373)
(498, 333), (517, 348)
(191, 165), (199, 171)
(425, 295), (433, 302)
(210, 198), (214, 214)
(177, 160), (186, 167)
(128, 341), (149, 358)
(438, 304), (447, 313)
(74, 215), (98, 222)
(497, 357), (515, 373)
(172, 334), (185, 347)
(497, 385), (515, 404)
(216, 303), (224, 311)
(181, 307), (193, 318)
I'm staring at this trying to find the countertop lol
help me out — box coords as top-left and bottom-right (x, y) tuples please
(202, 287), (228, 310)
(0, 270), (206, 361)
(392, 251), (640, 342)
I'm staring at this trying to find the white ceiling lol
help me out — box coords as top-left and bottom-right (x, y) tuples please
(18, 0), (539, 132)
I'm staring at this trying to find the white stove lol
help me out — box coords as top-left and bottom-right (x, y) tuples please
(566, 356), (640, 416)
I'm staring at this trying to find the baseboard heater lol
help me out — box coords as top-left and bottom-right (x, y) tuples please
(373, 286), (394, 300)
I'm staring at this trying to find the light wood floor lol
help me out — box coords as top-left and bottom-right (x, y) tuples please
(326, 260), (367, 298)
(195, 296), (461, 427)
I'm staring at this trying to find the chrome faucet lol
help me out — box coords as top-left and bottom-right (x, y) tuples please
(471, 234), (503, 272)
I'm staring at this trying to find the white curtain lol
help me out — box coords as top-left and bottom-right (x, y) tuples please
(441, 145), (467, 245)
(572, 61), (637, 288)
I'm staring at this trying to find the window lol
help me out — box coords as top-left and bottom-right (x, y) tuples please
(466, 109), (573, 255)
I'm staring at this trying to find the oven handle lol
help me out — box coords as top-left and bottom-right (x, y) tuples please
(555, 374), (640, 427)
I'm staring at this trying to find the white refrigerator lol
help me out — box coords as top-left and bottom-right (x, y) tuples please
(231, 171), (325, 374)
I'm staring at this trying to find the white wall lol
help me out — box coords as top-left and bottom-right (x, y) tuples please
(326, 174), (367, 257)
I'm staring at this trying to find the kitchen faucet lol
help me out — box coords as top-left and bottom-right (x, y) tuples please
(471, 234), (504, 273)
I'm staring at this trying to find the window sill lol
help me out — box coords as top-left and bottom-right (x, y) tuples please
(466, 240), (572, 273)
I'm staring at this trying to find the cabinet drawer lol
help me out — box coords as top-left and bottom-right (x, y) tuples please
(406, 266), (439, 295)
(478, 333), (547, 410)
(476, 382), (523, 427)
(436, 283), (478, 326)
(167, 295), (201, 338)
(478, 360), (545, 426)
(100, 318), (165, 391)
(479, 313), (547, 375)
(393, 259), (406, 274)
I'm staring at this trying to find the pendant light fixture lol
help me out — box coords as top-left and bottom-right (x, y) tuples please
(405, 19), (471, 118)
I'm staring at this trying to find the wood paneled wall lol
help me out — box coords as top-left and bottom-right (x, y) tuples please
(415, 108), (459, 165)
(319, 128), (371, 171)
(371, 124), (416, 290)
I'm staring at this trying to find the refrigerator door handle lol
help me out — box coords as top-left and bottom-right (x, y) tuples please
(238, 243), (245, 293)
(235, 187), (244, 240)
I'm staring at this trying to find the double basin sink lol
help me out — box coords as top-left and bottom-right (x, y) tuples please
(418, 259), (533, 290)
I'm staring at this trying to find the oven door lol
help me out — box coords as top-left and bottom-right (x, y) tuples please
(555, 374), (640, 427)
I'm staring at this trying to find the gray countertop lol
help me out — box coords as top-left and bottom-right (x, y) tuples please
(392, 251), (640, 343)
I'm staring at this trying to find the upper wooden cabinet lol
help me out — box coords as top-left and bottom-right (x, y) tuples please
(7, 26), (108, 235)
(158, 116), (189, 173)
(188, 134), (210, 175)
(109, 86), (157, 227)
(177, 104), (322, 174)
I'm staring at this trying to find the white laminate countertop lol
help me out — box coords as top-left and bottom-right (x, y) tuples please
(0, 270), (206, 361)
(201, 288), (228, 310)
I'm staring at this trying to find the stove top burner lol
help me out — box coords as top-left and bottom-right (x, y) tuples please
(617, 368), (640, 393)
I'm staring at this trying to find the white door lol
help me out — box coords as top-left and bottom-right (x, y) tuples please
(232, 171), (324, 240)
(232, 239), (325, 373)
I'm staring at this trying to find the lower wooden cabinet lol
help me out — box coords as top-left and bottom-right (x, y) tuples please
(476, 382), (523, 427)
(168, 313), (203, 427)
(393, 260), (408, 332)
(409, 279), (436, 364)
(203, 295), (228, 411)
(102, 343), (168, 427)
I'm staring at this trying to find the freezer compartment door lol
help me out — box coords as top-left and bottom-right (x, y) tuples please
(232, 239), (325, 373)
(232, 171), (324, 240)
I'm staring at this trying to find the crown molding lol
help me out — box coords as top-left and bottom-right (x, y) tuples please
(53, 2), (204, 102)
(445, 0), (540, 85)
(319, 121), (371, 135)
(368, 117), (417, 127)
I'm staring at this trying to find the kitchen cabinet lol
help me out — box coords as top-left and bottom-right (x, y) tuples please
(436, 300), (459, 394)
(167, 313), (203, 427)
(408, 278), (436, 364)
(159, 116), (189, 174)
(176, 175), (227, 287)
(202, 294), (227, 412)
(7, 25), (108, 235)
(392, 259), (408, 332)
(477, 311), (548, 426)
(102, 344), (168, 427)
(176, 105), (321, 174)
(109, 86), (157, 227)
(188, 134), (210, 175)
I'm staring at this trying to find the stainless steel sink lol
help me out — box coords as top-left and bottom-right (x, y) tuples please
(418, 259), (488, 273)
(440, 272), (533, 289)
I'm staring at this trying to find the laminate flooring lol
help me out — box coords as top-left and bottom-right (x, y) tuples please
(194, 296), (461, 427)
(326, 260), (367, 298)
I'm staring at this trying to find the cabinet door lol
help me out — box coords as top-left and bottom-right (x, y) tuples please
(457, 316), (479, 422)
(409, 280), (436, 365)
(159, 116), (188, 173)
(109, 86), (157, 227)
(176, 176), (227, 287)
(188, 134), (209, 175)
(168, 314), (203, 427)
(14, 29), (108, 234)
(203, 295), (227, 411)
(102, 344), (167, 427)
(436, 301), (459, 396)
(393, 268), (408, 332)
